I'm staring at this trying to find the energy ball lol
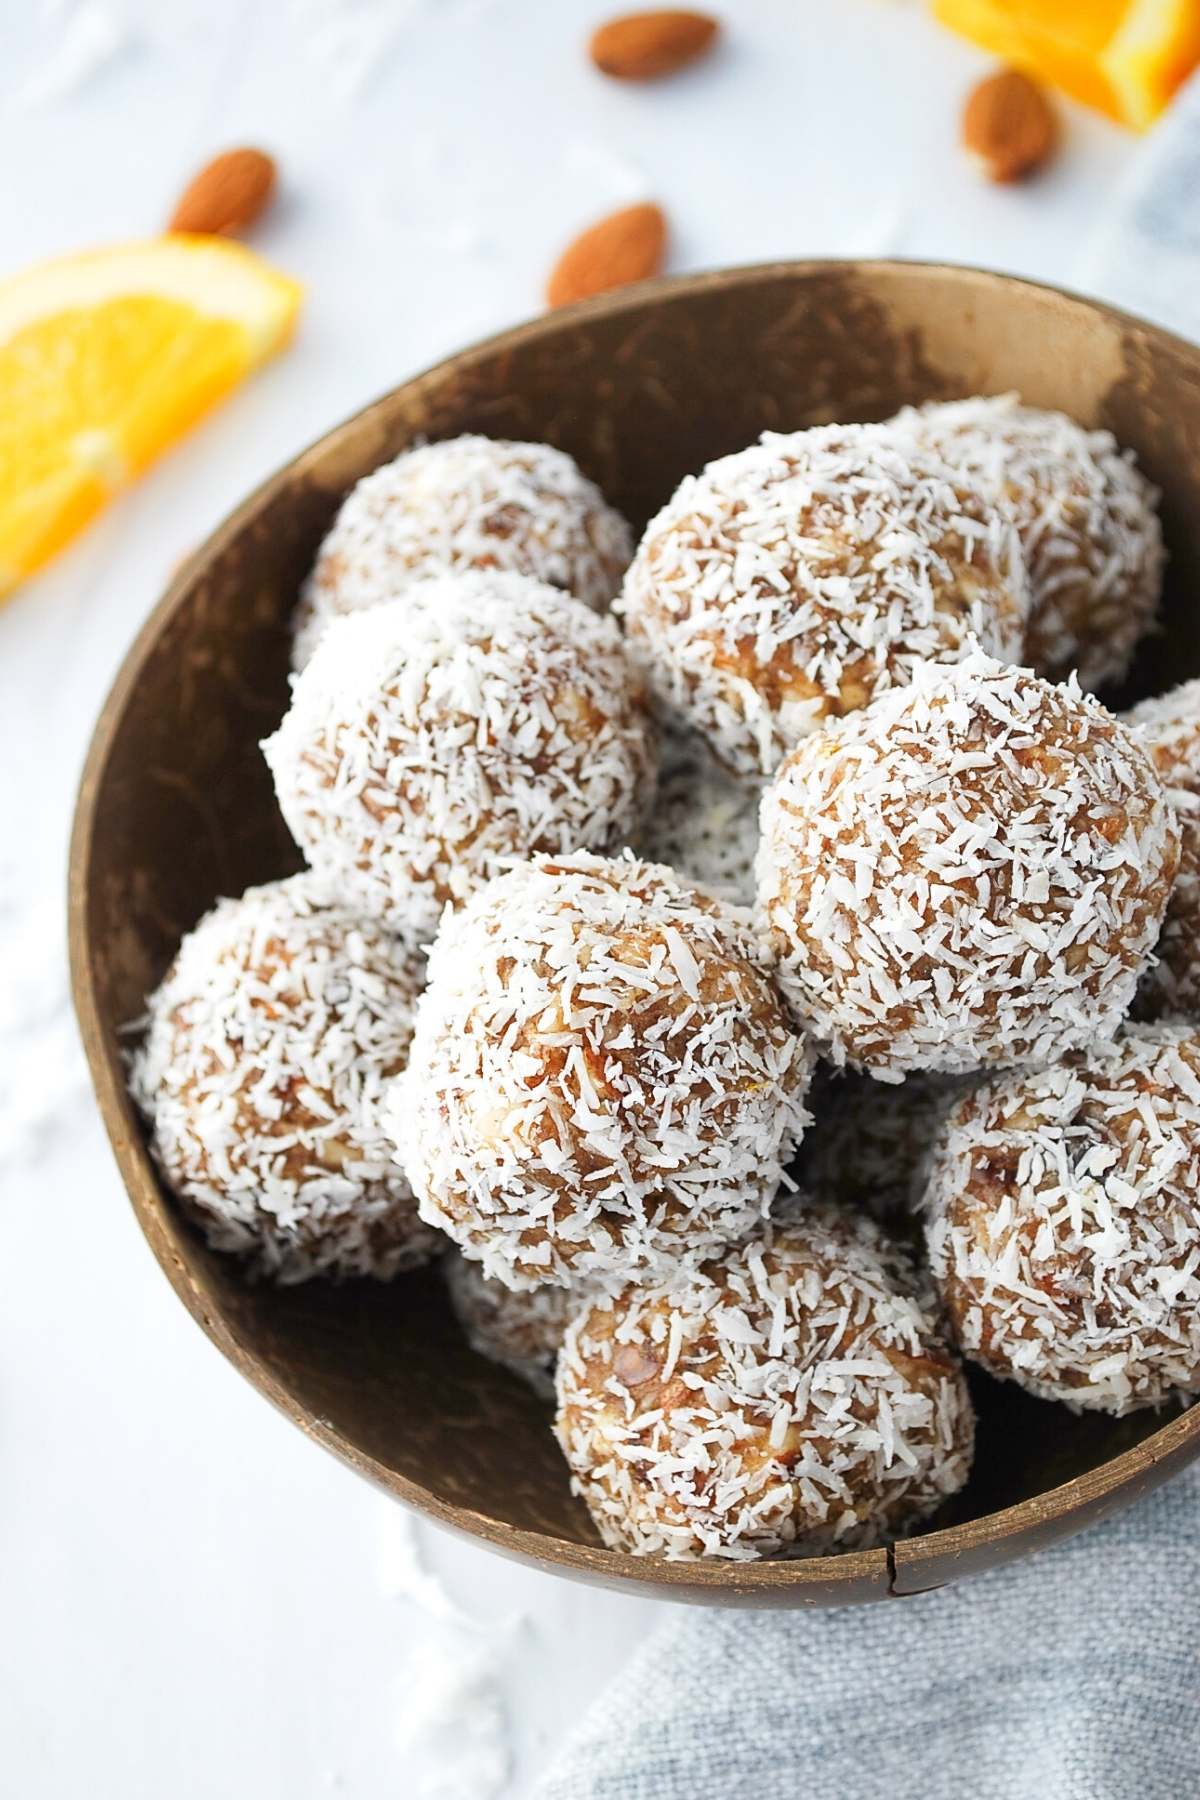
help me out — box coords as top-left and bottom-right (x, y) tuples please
(617, 421), (1028, 777)
(1125, 680), (1200, 1020)
(391, 853), (813, 1290)
(794, 1067), (963, 1233)
(636, 723), (762, 907)
(264, 572), (656, 946)
(555, 1203), (974, 1560)
(897, 394), (1163, 690)
(443, 1251), (576, 1400)
(128, 875), (440, 1284)
(923, 1025), (1200, 1414)
(293, 434), (633, 667)
(758, 651), (1179, 1079)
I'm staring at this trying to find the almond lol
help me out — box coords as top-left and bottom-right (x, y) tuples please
(168, 147), (278, 237)
(589, 9), (718, 81)
(962, 69), (1057, 184)
(612, 1343), (660, 1386)
(546, 202), (667, 308)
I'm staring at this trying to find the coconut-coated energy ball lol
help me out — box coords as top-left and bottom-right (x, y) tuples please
(897, 395), (1163, 690)
(635, 723), (762, 907)
(617, 421), (1029, 777)
(757, 651), (1179, 1079)
(1125, 680), (1200, 1020)
(555, 1203), (974, 1560)
(264, 572), (656, 947)
(391, 853), (813, 1291)
(292, 435), (633, 667)
(128, 875), (441, 1284)
(443, 1251), (577, 1400)
(923, 1025), (1200, 1415)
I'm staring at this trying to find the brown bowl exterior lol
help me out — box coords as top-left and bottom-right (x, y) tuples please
(70, 261), (1200, 1605)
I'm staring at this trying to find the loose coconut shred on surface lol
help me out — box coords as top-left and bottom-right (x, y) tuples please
(392, 853), (813, 1292)
(924, 1025), (1200, 1415)
(556, 1203), (974, 1561)
(757, 650), (1178, 1078)
(129, 874), (439, 1283)
(292, 434), (633, 667)
(618, 421), (1029, 777)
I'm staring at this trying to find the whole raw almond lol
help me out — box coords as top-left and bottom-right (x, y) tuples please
(168, 147), (278, 237)
(589, 9), (718, 81)
(962, 69), (1057, 183)
(546, 202), (667, 308)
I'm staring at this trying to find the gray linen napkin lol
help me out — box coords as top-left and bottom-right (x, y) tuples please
(1079, 70), (1200, 339)
(534, 1464), (1200, 1800)
(533, 85), (1200, 1800)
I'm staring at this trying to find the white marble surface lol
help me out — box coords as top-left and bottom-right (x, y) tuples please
(0, 2), (1157, 1794)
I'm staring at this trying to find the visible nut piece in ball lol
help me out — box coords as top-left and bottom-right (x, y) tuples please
(1126, 679), (1200, 1020)
(757, 652), (1179, 1078)
(293, 435), (633, 666)
(128, 875), (440, 1283)
(924, 1025), (1200, 1414)
(444, 1251), (576, 1399)
(392, 853), (813, 1290)
(635, 723), (762, 906)
(897, 394), (1163, 690)
(617, 421), (1029, 777)
(264, 572), (657, 946)
(556, 1204), (974, 1560)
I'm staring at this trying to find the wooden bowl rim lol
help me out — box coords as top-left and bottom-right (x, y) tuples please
(68, 257), (1200, 1597)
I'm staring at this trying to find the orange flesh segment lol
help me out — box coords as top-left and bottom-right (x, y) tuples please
(934, 0), (1200, 129)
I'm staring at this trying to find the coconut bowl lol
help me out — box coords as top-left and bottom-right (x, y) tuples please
(69, 260), (1200, 1606)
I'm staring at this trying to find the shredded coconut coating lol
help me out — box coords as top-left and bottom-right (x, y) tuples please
(292, 435), (633, 667)
(923, 1025), (1200, 1415)
(616, 421), (1029, 778)
(635, 722), (762, 907)
(555, 1203), (974, 1561)
(1125, 680), (1200, 1021)
(443, 1251), (578, 1400)
(757, 650), (1179, 1079)
(264, 573), (657, 947)
(128, 875), (441, 1284)
(794, 1066), (965, 1232)
(390, 853), (813, 1291)
(896, 395), (1163, 690)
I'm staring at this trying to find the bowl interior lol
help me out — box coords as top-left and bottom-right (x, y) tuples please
(71, 262), (1200, 1602)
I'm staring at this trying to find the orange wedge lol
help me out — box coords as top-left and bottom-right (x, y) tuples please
(0, 236), (301, 598)
(934, 0), (1200, 129)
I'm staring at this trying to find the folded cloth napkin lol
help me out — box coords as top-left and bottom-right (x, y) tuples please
(533, 1464), (1200, 1800)
(1078, 68), (1200, 339)
(534, 94), (1200, 1800)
